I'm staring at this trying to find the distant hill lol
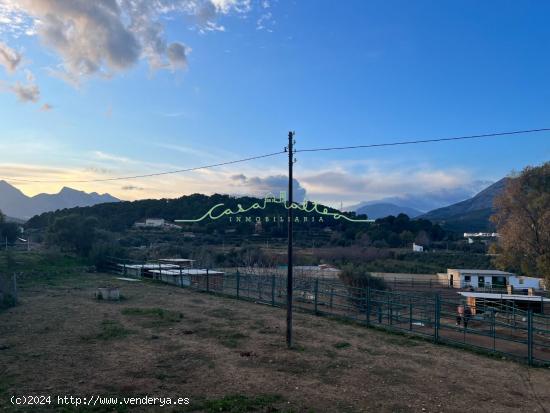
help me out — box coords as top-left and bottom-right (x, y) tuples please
(5, 215), (26, 224)
(420, 178), (509, 232)
(0, 181), (120, 220)
(355, 202), (423, 219)
(26, 193), (365, 236)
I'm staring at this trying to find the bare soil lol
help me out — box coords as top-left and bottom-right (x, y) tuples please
(1, 272), (549, 412)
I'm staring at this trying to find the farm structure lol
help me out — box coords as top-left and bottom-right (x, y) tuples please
(459, 292), (550, 314)
(107, 258), (550, 366)
(116, 259), (224, 290)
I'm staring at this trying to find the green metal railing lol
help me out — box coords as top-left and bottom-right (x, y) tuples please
(106, 259), (550, 366)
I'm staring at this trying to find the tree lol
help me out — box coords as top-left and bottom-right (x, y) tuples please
(47, 214), (99, 256)
(491, 162), (550, 285)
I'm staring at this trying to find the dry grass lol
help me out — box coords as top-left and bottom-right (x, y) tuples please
(0, 271), (549, 412)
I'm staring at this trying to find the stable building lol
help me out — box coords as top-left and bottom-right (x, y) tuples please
(446, 269), (513, 289)
(459, 292), (550, 314)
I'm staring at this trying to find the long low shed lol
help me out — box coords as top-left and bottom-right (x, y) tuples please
(117, 263), (179, 277)
(149, 269), (225, 289)
(459, 292), (550, 314)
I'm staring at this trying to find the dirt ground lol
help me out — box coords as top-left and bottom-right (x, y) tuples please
(1, 272), (550, 413)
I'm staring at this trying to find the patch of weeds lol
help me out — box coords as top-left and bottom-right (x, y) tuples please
(276, 358), (312, 375)
(219, 332), (248, 349)
(197, 326), (249, 349)
(58, 403), (129, 413)
(325, 349), (338, 359)
(358, 346), (383, 356)
(83, 320), (131, 341)
(0, 294), (17, 311)
(383, 336), (420, 347)
(334, 342), (351, 349)
(121, 307), (183, 328)
(207, 307), (237, 320)
(289, 344), (307, 352)
(185, 394), (283, 413)
(258, 328), (277, 335)
(0, 374), (14, 398)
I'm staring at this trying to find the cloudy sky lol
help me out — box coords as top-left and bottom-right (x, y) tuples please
(0, 0), (548, 210)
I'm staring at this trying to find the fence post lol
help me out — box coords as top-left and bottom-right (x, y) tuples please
(434, 294), (441, 343)
(388, 294), (392, 325)
(491, 309), (497, 351)
(12, 272), (17, 304)
(366, 286), (371, 326)
(314, 278), (319, 315)
(206, 269), (210, 293)
(409, 299), (413, 331)
(271, 274), (276, 306)
(236, 270), (240, 299)
(527, 309), (533, 366)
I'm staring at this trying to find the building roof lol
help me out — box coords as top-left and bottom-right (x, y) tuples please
(449, 269), (514, 276)
(159, 258), (195, 263)
(459, 292), (550, 302)
(150, 269), (224, 276)
(117, 263), (179, 269)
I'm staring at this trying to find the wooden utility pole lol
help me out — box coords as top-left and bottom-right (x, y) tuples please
(286, 131), (295, 348)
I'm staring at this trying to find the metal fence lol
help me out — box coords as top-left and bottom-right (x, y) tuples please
(106, 259), (550, 366)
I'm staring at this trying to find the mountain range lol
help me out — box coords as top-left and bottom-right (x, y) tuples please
(0, 181), (120, 220)
(354, 202), (424, 219)
(418, 178), (508, 232)
(350, 178), (508, 231)
(1, 177), (509, 231)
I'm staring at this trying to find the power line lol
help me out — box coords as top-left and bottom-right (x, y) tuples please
(1, 151), (286, 184)
(1, 127), (548, 184)
(295, 127), (550, 153)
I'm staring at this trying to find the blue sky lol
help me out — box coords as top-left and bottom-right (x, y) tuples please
(0, 0), (548, 210)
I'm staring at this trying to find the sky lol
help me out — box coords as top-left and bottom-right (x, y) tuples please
(0, 0), (548, 211)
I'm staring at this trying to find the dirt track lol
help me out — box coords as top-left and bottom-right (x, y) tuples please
(1, 273), (549, 412)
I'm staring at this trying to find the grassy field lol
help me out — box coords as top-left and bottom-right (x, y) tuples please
(0, 252), (549, 412)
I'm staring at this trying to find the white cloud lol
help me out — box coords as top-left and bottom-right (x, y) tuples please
(210, 0), (251, 14)
(230, 174), (306, 202)
(298, 165), (490, 209)
(92, 151), (133, 164)
(167, 42), (188, 70)
(9, 69), (40, 102)
(0, 0), (260, 85)
(0, 41), (21, 73)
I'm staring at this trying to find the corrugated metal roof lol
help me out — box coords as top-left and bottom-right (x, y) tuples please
(449, 269), (514, 276)
(459, 292), (550, 302)
(149, 269), (224, 275)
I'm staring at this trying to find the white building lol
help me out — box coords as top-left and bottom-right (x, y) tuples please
(134, 218), (180, 229)
(145, 218), (165, 227)
(412, 243), (424, 252)
(446, 269), (513, 289)
(509, 275), (544, 290)
(443, 269), (546, 291)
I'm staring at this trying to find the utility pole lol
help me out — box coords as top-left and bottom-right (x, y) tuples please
(287, 131), (295, 348)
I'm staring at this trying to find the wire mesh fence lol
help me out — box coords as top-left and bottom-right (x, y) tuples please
(106, 258), (550, 366)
